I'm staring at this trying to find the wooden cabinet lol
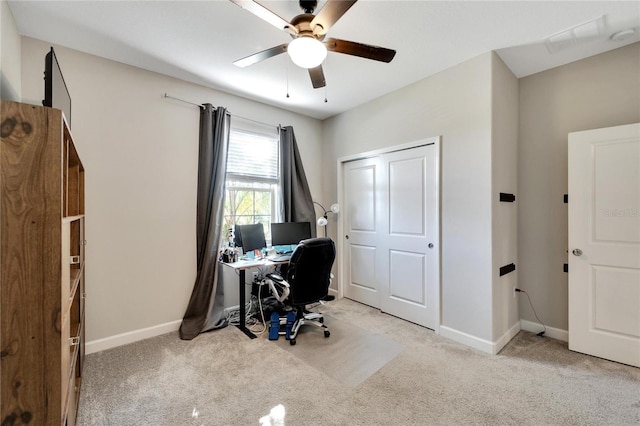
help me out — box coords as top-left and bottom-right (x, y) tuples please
(1, 101), (86, 426)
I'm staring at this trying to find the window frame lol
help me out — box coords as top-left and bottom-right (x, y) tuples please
(223, 127), (281, 246)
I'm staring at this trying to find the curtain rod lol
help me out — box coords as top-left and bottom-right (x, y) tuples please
(163, 92), (281, 131)
(163, 92), (201, 107)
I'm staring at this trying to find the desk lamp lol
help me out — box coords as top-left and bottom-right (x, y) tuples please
(313, 201), (340, 238)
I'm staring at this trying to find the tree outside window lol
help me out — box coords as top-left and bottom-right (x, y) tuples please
(224, 183), (275, 243)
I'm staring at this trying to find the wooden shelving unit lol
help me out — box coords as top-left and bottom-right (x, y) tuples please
(1, 100), (86, 426)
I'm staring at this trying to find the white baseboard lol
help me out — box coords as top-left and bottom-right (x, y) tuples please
(439, 322), (521, 355)
(85, 320), (182, 355)
(439, 326), (495, 354)
(494, 321), (522, 354)
(520, 319), (568, 342)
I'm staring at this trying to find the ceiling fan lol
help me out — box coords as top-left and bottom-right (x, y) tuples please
(229, 0), (396, 89)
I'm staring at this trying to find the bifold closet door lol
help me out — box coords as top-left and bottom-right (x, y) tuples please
(343, 143), (439, 330)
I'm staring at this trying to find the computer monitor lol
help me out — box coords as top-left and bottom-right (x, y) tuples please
(271, 222), (312, 246)
(234, 224), (266, 252)
(43, 47), (72, 128)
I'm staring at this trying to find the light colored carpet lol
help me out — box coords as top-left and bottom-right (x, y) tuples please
(77, 298), (640, 425)
(274, 314), (404, 387)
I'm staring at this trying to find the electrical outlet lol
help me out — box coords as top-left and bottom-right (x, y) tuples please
(252, 271), (258, 282)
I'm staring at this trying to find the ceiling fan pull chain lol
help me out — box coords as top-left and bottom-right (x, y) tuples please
(286, 59), (290, 99)
(324, 55), (328, 103)
(324, 81), (328, 103)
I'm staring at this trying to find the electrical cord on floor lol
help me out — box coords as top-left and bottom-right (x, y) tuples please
(247, 282), (268, 335)
(226, 303), (245, 326)
(226, 266), (272, 331)
(226, 300), (262, 327)
(226, 296), (255, 326)
(515, 288), (547, 336)
(225, 281), (271, 334)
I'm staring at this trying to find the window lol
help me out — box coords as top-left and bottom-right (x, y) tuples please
(223, 128), (279, 246)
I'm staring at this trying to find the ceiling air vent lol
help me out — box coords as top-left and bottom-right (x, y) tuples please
(545, 15), (606, 54)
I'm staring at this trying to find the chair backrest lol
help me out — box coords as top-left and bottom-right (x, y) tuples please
(286, 237), (336, 306)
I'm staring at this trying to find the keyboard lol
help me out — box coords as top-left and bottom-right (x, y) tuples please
(269, 254), (291, 262)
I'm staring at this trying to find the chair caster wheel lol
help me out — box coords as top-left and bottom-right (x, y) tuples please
(290, 338), (296, 346)
(324, 330), (330, 338)
(319, 317), (324, 323)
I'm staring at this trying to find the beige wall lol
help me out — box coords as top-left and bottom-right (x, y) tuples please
(518, 42), (640, 333)
(323, 53), (498, 347)
(491, 53), (519, 341)
(0, 0), (21, 101)
(20, 37), (323, 345)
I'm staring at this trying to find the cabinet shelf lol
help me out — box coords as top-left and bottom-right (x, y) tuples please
(64, 214), (85, 223)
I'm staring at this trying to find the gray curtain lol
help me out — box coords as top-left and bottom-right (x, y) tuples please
(280, 126), (316, 236)
(179, 104), (230, 340)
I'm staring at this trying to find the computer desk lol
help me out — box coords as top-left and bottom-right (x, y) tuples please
(222, 257), (289, 339)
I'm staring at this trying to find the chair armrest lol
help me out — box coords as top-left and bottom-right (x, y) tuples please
(266, 273), (284, 282)
(265, 274), (290, 302)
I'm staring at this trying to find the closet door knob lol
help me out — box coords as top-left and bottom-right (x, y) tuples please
(572, 248), (583, 256)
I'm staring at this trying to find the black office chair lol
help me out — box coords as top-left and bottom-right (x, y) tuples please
(266, 237), (336, 345)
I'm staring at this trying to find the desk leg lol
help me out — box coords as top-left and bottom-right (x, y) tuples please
(236, 269), (257, 339)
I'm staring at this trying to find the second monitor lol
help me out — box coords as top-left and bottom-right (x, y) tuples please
(271, 222), (312, 247)
(234, 224), (267, 253)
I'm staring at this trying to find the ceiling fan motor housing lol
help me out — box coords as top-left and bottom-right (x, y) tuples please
(289, 13), (324, 40)
(291, 13), (325, 41)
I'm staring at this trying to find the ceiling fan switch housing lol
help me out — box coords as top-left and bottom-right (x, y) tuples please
(300, 0), (318, 14)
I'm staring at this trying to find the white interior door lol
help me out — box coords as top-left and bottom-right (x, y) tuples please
(343, 157), (383, 308)
(341, 141), (440, 330)
(568, 122), (640, 368)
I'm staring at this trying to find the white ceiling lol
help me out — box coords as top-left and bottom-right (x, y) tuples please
(8, 1), (640, 120)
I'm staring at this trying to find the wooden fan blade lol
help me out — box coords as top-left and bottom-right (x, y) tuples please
(229, 0), (294, 33)
(308, 65), (326, 89)
(325, 37), (396, 63)
(233, 44), (288, 68)
(310, 0), (357, 35)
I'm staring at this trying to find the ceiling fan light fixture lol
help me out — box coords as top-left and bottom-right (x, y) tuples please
(287, 36), (327, 68)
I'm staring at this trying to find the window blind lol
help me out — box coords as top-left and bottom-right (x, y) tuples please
(226, 130), (279, 182)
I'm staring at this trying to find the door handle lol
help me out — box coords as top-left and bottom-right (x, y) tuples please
(572, 248), (583, 256)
